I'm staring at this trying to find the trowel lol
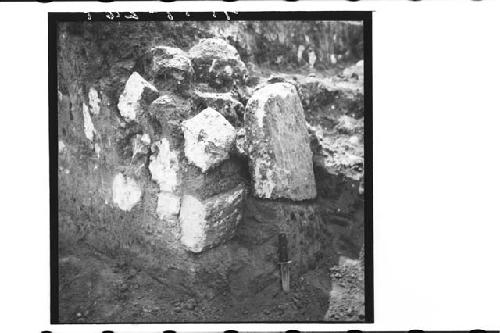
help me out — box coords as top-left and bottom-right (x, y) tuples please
(278, 233), (292, 293)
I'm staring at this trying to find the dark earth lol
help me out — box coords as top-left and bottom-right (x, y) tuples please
(59, 239), (333, 323)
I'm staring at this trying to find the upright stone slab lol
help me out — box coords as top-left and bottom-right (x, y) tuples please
(245, 82), (317, 200)
(179, 184), (246, 253)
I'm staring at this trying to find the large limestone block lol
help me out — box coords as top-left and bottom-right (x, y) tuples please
(117, 72), (159, 121)
(182, 108), (236, 173)
(245, 82), (316, 200)
(179, 184), (246, 253)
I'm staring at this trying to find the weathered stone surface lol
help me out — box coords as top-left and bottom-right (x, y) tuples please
(82, 103), (96, 142)
(117, 72), (159, 121)
(140, 93), (192, 144)
(336, 115), (363, 135)
(179, 184), (246, 253)
(131, 133), (151, 162)
(299, 76), (364, 124)
(189, 37), (240, 63)
(188, 38), (247, 89)
(150, 46), (192, 75)
(88, 87), (100, 115)
(182, 158), (247, 201)
(192, 90), (244, 127)
(58, 140), (67, 154)
(245, 82), (316, 200)
(156, 192), (181, 221)
(182, 108), (236, 173)
(309, 118), (364, 181)
(233, 128), (246, 157)
(149, 94), (191, 122)
(343, 60), (364, 81)
(148, 46), (193, 92)
(112, 173), (142, 211)
(149, 138), (181, 192)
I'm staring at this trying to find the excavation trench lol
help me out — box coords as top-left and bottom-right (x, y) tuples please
(58, 168), (363, 322)
(56, 20), (365, 322)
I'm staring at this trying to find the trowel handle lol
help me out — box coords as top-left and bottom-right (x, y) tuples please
(278, 233), (289, 262)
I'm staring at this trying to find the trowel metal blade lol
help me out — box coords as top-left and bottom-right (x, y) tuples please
(280, 261), (291, 292)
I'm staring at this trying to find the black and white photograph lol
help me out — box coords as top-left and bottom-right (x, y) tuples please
(51, 11), (372, 324)
(3, 0), (500, 332)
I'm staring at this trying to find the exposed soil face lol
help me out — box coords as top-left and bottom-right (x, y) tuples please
(57, 20), (366, 323)
(59, 239), (332, 323)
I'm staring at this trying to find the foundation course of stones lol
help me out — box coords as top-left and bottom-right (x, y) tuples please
(56, 21), (366, 323)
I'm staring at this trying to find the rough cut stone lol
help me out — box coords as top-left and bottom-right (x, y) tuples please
(234, 128), (246, 157)
(156, 192), (181, 221)
(309, 121), (364, 181)
(58, 140), (66, 154)
(150, 46), (192, 75)
(192, 90), (244, 126)
(117, 72), (159, 121)
(149, 94), (190, 121)
(112, 173), (142, 211)
(298, 76), (364, 122)
(245, 82), (316, 200)
(131, 134), (151, 161)
(182, 158), (247, 201)
(82, 103), (96, 141)
(149, 138), (181, 192)
(343, 60), (364, 81)
(179, 184), (246, 253)
(336, 115), (363, 135)
(182, 108), (236, 173)
(188, 37), (240, 63)
(148, 46), (193, 92)
(188, 38), (247, 89)
(88, 87), (100, 115)
(140, 93), (192, 145)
